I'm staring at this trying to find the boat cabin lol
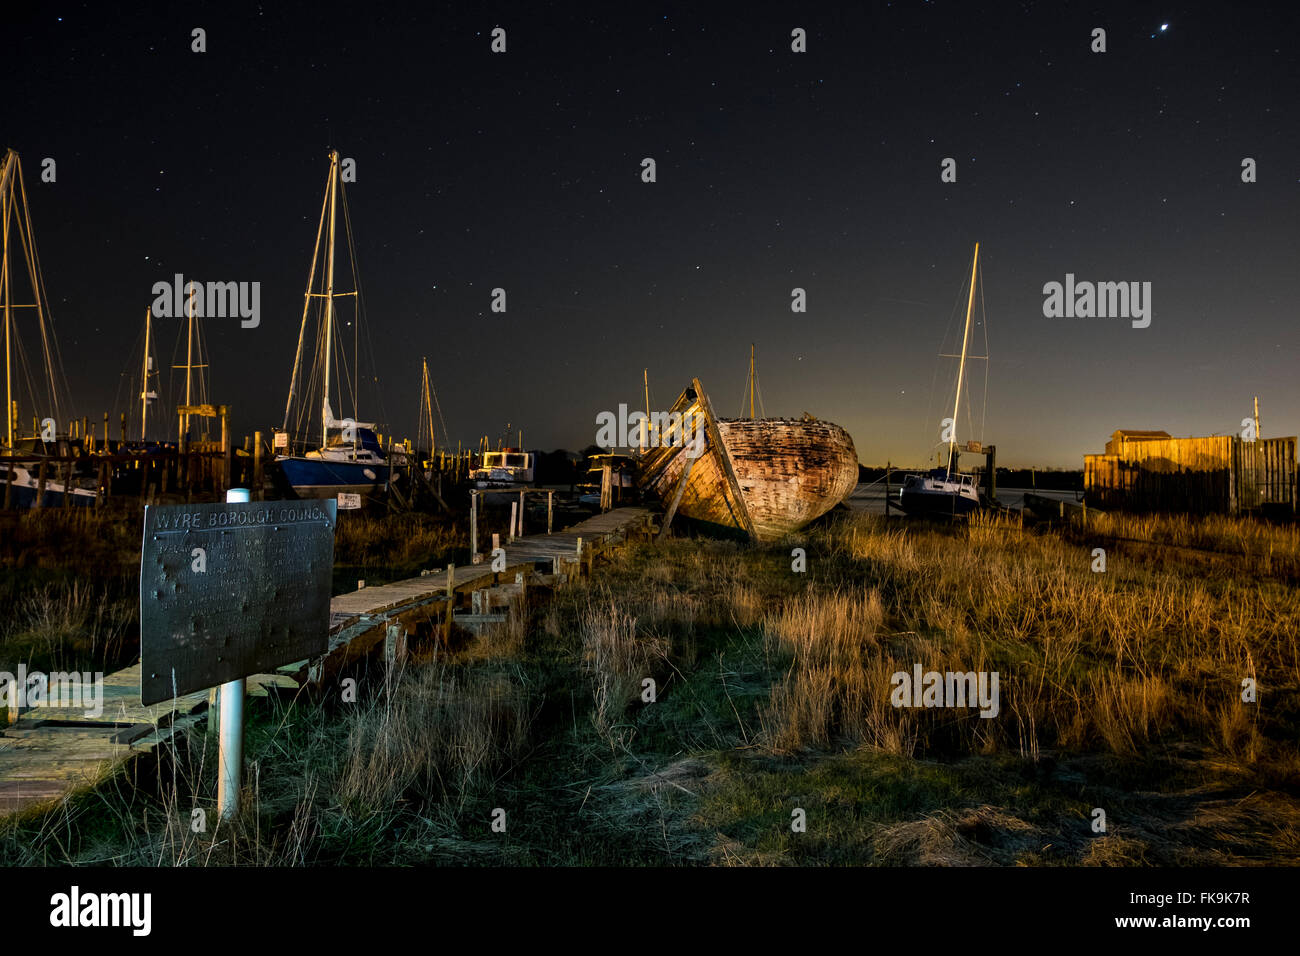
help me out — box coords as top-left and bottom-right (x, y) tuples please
(471, 448), (535, 487)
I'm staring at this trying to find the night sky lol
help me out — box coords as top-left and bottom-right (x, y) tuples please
(7, 1), (1299, 467)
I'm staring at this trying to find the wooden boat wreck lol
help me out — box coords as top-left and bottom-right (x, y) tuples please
(637, 378), (858, 542)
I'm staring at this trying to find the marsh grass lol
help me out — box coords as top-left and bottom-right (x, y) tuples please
(4, 508), (1298, 866)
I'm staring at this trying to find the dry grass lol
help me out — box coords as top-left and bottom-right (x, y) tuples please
(5, 505), (1298, 867)
(759, 510), (1300, 767)
(338, 659), (533, 812)
(0, 579), (136, 673)
(580, 595), (671, 748)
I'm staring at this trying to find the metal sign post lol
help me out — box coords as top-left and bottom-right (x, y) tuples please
(139, 490), (336, 821)
(217, 487), (249, 819)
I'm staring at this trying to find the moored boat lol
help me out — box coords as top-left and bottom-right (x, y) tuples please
(898, 242), (992, 517)
(276, 150), (389, 499)
(0, 456), (96, 508)
(899, 468), (980, 516)
(470, 448), (534, 489)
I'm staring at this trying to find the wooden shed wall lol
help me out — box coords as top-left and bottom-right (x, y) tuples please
(1084, 436), (1295, 514)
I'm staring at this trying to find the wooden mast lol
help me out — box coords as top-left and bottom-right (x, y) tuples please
(182, 285), (193, 440)
(949, 242), (979, 474)
(141, 307), (152, 440)
(642, 368), (650, 451)
(322, 150), (338, 450)
(420, 356), (434, 454)
(1, 149), (71, 444)
(748, 343), (755, 419)
(2, 151), (12, 447)
(282, 159), (331, 438)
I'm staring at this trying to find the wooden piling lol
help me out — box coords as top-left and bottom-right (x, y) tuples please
(34, 459), (47, 509)
(220, 408), (231, 492)
(253, 430), (264, 500)
(470, 490), (478, 560)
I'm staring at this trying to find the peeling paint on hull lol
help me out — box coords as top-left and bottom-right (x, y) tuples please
(638, 382), (858, 542)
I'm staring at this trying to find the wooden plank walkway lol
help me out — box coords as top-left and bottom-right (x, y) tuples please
(0, 506), (654, 816)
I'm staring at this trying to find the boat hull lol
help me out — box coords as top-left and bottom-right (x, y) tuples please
(276, 455), (389, 498)
(641, 412), (859, 542)
(0, 462), (96, 508)
(899, 488), (981, 517)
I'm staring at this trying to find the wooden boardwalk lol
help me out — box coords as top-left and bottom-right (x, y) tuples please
(0, 506), (654, 816)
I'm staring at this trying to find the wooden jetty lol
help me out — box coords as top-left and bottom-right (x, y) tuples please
(0, 506), (653, 816)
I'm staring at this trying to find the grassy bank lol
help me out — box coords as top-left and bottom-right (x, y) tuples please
(2, 510), (1298, 865)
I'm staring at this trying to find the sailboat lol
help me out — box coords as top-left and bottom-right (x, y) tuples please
(898, 242), (987, 517)
(276, 150), (390, 498)
(415, 356), (450, 478)
(0, 148), (95, 508)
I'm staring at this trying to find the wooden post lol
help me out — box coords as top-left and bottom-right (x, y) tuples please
(509, 501), (517, 542)
(547, 489), (553, 534)
(884, 461), (891, 516)
(659, 452), (696, 539)
(600, 462), (612, 512)
(221, 407), (231, 492)
(253, 430), (264, 500)
(62, 456), (73, 508)
(34, 459), (47, 509)
(692, 378), (757, 541)
(103, 413), (110, 450)
(470, 491), (479, 561)
(518, 489), (526, 537)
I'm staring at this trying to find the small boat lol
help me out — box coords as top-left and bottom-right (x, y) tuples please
(637, 377), (858, 541)
(0, 454), (96, 508)
(471, 448), (534, 488)
(898, 242), (990, 518)
(276, 150), (390, 499)
(277, 409), (389, 497)
(899, 468), (981, 516)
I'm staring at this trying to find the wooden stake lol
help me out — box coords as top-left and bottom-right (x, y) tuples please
(253, 430), (264, 500)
